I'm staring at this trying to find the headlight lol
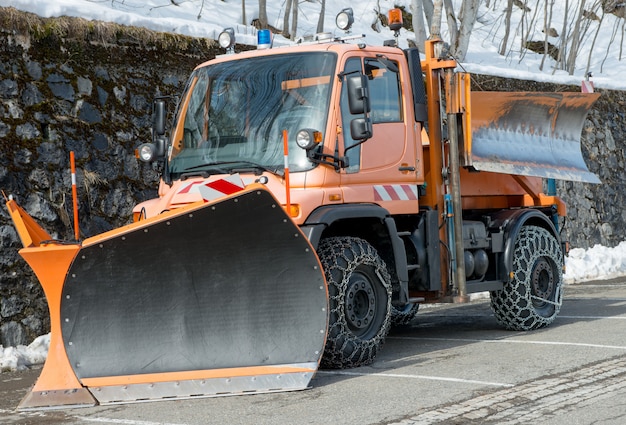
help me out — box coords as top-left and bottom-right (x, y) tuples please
(296, 129), (322, 150)
(336, 8), (354, 31)
(218, 28), (235, 49)
(137, 143), (156, 162)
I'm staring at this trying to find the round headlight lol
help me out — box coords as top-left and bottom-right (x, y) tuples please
(336, 8), (354, 31)
(138, 143), (155, 162)
(218, 28), (235, 49)
(296, 130), (315, 150)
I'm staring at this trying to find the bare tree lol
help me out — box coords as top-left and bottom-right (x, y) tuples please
(431, 0), (444, 37)
(454, 0), (480, 61)
(258, 0), (268, 28)
(499, 0), (513, 55)
(316, 0), (326, 33)
(283, 0), (293, 39)
(290, 0), (298, 40)
(566, 0), (586, 74)
(411, 0), (428, 49)
(443, 0), (459, 46)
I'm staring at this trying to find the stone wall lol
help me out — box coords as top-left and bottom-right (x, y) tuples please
(0, 8), (625, 346)
(0, 8), (221, 346)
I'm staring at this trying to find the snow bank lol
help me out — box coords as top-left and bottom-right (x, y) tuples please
(0, 333), (49, 372)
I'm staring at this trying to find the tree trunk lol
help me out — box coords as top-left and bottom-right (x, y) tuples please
(412, 0), (428, 50)
(291, 0), (298, 40)
(316, 0), (326, 34)
(283, 0), (292, 38)
(258, 0), (268, 28)
(566, 0), (586, 74)
(499, 0), (513, 56)
(454, 0), (479, 61)
(431, 0), (444, 37)
(423, 0), (435, 28)
(443, 0), (458, 48)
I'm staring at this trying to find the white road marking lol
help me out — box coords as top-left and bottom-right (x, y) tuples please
(73, 417), (187, 425)
(558, 314), (626, 320)
(389, 336), (626, 351)
(318, 370), (513, 388)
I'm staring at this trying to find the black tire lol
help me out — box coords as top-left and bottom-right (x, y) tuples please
(391, 303), (420, 326)
(490, 225), (563, 331)
(317, 236), (392, 369)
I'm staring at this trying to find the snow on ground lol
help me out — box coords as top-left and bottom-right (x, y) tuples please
(0, 334), (49, 372)
(1, 0), (625, 369)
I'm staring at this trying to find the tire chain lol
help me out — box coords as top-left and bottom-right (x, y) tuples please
(490, 226), (563, 331)
(317, 236), (392, 369)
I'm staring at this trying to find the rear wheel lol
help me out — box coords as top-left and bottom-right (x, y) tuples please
(391, 303), (420, 326)
(317, 236), (392, 369)
(490, 225), (563, 330)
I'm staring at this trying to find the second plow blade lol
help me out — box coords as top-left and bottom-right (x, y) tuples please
(470, 91), (600, 183)
(61, 187), (328, 404)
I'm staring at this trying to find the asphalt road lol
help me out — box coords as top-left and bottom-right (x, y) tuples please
(2, 279), (626, 424)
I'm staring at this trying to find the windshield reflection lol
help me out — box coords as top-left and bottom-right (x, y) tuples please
(169, 52), (336, 178)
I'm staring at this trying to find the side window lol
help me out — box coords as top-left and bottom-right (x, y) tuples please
(364, 58), (402, 123)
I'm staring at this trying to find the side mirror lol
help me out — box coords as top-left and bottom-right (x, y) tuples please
(346, 74), (370, 115)
(153, 100), (166, 137)
(350, 118), (373, 141)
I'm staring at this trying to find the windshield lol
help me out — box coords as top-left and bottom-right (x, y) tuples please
(169, 52), (336, 178)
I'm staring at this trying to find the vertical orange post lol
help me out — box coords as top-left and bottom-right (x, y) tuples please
(282, 130), (291, 213)
(70, 151), (80, 241)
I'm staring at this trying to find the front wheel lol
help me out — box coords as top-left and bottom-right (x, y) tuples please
(317, 236), (392, 369)
(490, 225), (563, 331)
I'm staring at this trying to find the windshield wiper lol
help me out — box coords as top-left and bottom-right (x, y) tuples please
(229, 161), (284, 177)
(179, 161), (283, 179)
(178, 162), (230, 180)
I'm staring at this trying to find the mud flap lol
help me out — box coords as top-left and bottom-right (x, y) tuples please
(10, 187), (328, 408)
(469, 92), (600, 183)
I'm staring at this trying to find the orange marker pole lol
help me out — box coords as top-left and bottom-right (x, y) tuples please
(282, 130), (291, 214)
(70, 151), (80, 241)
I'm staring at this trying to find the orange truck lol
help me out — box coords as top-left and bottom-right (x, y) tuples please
(7, 8), (599, 410)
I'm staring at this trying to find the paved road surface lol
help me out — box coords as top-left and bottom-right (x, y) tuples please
(2, 279), (626, 424)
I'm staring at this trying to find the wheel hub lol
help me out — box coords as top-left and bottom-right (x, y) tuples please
(345, 272), (376, 332)
(531, 258), (554, 301)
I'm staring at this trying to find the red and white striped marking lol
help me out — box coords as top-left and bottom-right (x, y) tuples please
(374, 184), (418, 202)
(581, 80), (594, 93)
(177, 174), (245, 201)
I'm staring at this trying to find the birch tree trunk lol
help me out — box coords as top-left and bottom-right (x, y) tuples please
(412, 0), (428, 50)
(431, 0), (444, 37)
(454, 0), (480, 61)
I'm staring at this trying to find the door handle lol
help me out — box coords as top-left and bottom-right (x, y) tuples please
(398, 166), (416, 172)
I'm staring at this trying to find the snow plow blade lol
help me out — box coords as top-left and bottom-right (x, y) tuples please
(7, 186), (328, 410)
(469, 91), (600, 183)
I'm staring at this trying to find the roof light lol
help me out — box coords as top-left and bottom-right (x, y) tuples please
(388, 8), (403, 32)
(336, 8), (354, 32)
(257, 29), (271, 49)
(218, 27), (235, 50)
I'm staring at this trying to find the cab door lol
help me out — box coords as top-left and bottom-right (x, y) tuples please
(339, 54), (421, 215)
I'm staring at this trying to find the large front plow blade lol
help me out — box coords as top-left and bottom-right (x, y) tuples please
(7, 186), (328, 409)
(469, 91), (600, 183)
